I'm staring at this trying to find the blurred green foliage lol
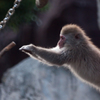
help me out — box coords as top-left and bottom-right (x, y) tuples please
(0, 0), (48, 30)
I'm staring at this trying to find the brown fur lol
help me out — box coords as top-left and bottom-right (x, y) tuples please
(20, 24), (100, 91)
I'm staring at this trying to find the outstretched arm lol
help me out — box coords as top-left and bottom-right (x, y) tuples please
(19, 44), (66, 66)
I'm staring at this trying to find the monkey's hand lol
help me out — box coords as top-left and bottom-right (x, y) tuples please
(19, 44), (37, 58)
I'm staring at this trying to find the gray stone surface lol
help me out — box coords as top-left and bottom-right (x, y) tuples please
(0, 57), (100, 100)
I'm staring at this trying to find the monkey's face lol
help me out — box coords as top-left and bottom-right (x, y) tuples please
(58, 24), (88, 48)
(57, 33), (82, 49)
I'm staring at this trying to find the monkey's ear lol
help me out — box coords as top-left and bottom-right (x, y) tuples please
(75, 34), (80, 39)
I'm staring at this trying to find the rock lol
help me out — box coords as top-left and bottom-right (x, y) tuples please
(0, 58), (100, 100)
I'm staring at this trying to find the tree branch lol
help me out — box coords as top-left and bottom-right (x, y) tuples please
(0, 41), (16, 59)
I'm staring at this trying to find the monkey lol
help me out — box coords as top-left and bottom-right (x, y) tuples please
(19, 24), (100, 90)
(36, 0), (48, 8)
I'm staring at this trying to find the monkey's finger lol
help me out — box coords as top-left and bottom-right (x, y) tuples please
(19, 46), (33, 54)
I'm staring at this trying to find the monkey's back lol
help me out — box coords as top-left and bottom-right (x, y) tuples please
(67, 43), (100, 90)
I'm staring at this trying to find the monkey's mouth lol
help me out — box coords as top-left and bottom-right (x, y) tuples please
(57, 35), (66, 48)
(57, 41), (65, 48)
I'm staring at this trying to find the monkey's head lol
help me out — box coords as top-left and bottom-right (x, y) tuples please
(57, 24), (90, 48)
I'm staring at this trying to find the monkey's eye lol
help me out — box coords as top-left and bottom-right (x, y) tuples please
(75, 34), (80, 39)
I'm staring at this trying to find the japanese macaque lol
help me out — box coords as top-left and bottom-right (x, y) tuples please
(19, 24), (100, 90)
